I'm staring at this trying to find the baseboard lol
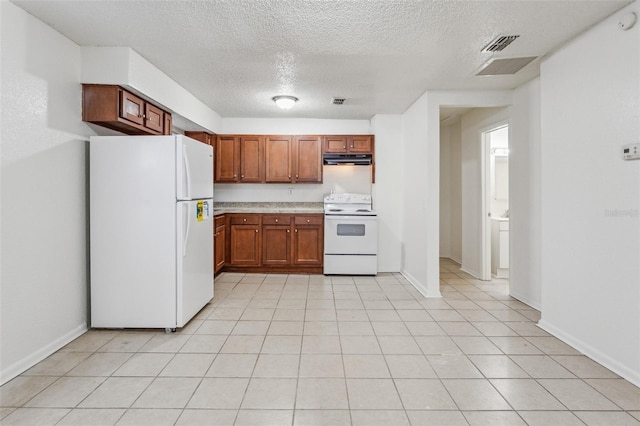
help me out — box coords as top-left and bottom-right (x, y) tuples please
(459, 266), (481, 279)
(0, 322), (88, 385)
(508, 290), (541, 311)
(448, 256), (462, 265)
(400, 269), (441, 298)
(537, 319), (640, 387)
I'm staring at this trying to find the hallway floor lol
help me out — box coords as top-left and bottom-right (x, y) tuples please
(2, 259), (639, 425)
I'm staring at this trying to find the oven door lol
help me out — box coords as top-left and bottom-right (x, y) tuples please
(324, 215), (378, 255)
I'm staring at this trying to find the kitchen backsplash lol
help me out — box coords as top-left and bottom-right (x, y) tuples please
(214, 165), (372, 202)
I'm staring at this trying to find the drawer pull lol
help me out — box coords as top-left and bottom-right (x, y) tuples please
(306, 219), (310, 223)
(275, 219), (278, 223)
(243, 218), (247, 222)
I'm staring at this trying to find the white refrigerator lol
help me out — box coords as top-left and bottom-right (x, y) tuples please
(90, 135), (214, 330)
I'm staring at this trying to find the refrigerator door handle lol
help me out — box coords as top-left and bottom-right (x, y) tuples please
(183, 143), (192, 199)
(183, 202), (191, 257)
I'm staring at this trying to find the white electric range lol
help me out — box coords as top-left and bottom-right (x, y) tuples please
(323, 193), (378, 275)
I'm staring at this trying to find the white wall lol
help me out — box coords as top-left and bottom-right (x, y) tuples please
(1, 2), (91, 383)
(400, 92), (440, 296)
(401, 90), (512, 297)
(440, 125), (452, 258)
(459, 107), (510, 279)
(440, 120), (462, 263)
(539, 2), (640, 385)
(509, 78), (542, 309)
(370, 114), (404, 272)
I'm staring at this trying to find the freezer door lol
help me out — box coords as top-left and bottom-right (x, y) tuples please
(176, 135), (214, 200)
(176, 199), (214, 326)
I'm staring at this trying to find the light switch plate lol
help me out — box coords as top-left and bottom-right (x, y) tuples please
(622, 143), (640, 160)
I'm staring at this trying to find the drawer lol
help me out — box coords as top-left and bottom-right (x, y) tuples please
(262, 215), (291, 225)
(230, 215), (260, 225)
(294, 215), (323, 226)
(214, 215), (225, 227)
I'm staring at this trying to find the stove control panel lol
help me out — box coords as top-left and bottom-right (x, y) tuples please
(324, 193), (371, 204)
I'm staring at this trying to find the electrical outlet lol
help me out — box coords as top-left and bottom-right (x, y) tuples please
(622, 143), (640, 160)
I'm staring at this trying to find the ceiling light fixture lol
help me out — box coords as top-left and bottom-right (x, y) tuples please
(272, 95), (298, 110)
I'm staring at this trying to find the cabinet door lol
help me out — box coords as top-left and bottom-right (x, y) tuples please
(323, 136), (348, 153)
(265, 136), (292, 182)
(144, 103), (164, 134)
(262, 225), (291, 265)
(239, 136), (264, 182)
(229, 224), (261, 266)
(185, 131), (211, 145)
(120, 90), (145, 126)
(292, 216), (323, 266)
(294, 136), (322, 183)
(348, 136), (373, 153)
(215, 136), (239, 182)
(214, 224), (226, 274)
(163, 113), (172, 135)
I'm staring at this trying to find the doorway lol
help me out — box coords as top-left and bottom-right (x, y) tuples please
(481, 123), (509, 281)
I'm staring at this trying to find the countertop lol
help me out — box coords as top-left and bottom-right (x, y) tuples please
(213, 202), (324, 215)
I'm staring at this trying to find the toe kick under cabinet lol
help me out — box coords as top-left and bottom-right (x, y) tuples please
(224, 213), (323, 274)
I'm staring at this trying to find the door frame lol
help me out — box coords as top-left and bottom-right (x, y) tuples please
(480, 121), (509, 281)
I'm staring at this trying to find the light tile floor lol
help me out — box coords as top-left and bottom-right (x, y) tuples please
(2, 259), (640, 425)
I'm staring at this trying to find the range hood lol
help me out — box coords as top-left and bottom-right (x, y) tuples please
(323, 153), (372, 165)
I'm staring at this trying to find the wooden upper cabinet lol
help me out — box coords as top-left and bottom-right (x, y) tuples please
(144, 103), (164, 133)
(120, 91), (145, 126)
(294, 136), (322, 183)
(239, 136), (264, 182)
(185, 131), (212, 145)
(164, 114), (172, 135)
(349, 135), (373, 153)
(265, 136), (292, 183)
(323, 135), (349, 153)
(323, 135), (373, 154)
(215, 136), (240, 182)
(82, 84), (171, 135)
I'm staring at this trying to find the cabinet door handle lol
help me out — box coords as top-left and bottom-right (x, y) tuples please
(350, 145), (354, 148)
(295, 229), (298, 233)
(295, 175), (298, 179)
(241, 174), (244, 178)
(342, 145), (346, 149)
(255, 229), (258, 233)
(288, 175), (291, 179)
(287, 229), (290, 233)
(233, 174), (237, 178)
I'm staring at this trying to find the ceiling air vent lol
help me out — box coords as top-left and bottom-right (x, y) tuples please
(331, 97), (346, 105)
(482, 35), (520, 53)
(476, 56), (537, 76)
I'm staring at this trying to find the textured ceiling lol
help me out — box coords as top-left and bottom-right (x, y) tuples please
(12, 0), (631, 120)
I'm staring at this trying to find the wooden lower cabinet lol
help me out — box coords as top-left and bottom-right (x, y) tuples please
(228, 215), (261, 266)
(292, 215), (323, 266)
(214, 215), (226, 274)
(223, 213), (323, 273)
